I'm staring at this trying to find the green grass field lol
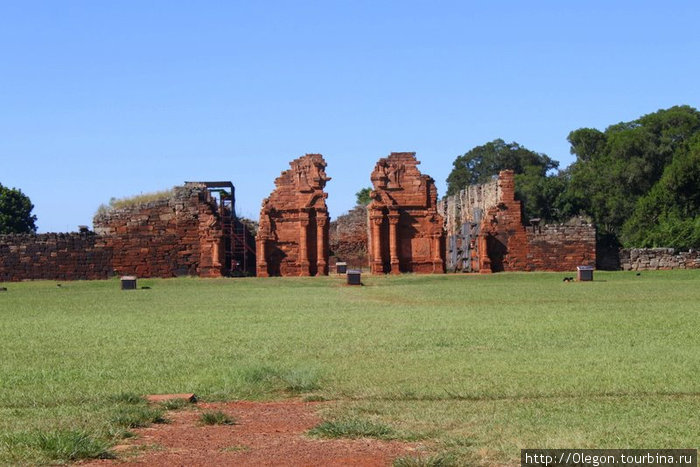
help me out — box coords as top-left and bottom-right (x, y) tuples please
(0, 271), (698, 465)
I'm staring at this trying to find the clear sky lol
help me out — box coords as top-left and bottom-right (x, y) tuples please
(2, 1), (699, 232)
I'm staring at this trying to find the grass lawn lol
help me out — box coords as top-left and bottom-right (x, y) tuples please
(0, 270), (698, 465)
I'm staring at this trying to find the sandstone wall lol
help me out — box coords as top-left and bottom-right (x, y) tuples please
(93, 185), (224, 278)
(478, 170), (529, 272)
(620, 248), (700, 270)
(526, 222), (596, 271)
(329, 205), (368, 269)
(441, 171), (596, 272)
(0, 233), (113, 281)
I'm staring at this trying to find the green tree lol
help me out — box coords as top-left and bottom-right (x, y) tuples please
(0, 184), (37, 234)
(621, 135), (700, 248)
(446, 139), (558, 195)
(355, 187), (372, 206)
(567, 105), (700, 237)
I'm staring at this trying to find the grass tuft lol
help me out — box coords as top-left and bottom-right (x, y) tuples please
(200, 410), (236, 425)
(303, 394), (327, 402)
(280, 368), (322, 393)
(101, 189), (175, 212)
(159, 398), (191, 411)
(111, 406), (168, 428)
(110, 392), (146, 405)
(14, 430), (114, 461)
(309, 418), (396, 439)
(393, 454), (457, 467)
(237, 365), (322, 395)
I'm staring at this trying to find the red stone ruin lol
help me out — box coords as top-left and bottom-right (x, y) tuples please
(0, 182), (256, 282)
(256, 154), (331, 276)
(439, 170), (596, 272)
(476, 170), (529, 272)
(0, 155), (605, 282)
(367, 152), (445, 274)
(94, 182), (255, 278)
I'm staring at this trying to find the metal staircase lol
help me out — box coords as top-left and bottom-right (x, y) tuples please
(185, 180), (256, 276)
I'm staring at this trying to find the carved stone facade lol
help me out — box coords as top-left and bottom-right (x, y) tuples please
(256, 154), (331, 276)
(367, 152), (445, 274)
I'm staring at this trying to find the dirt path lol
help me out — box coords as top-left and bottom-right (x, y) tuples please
(84, 400), (419, 466)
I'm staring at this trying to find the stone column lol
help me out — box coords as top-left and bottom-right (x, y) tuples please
(256, 236), (268, 277)
(212, 241), (220, 269)
(370, 213), (384, 274)
(388, 211), (400, 274)
(478, 233), (491, 274)
(299, 211), (310, 276)
(431, 232), (442, 273)
(316, 214), (328, 275)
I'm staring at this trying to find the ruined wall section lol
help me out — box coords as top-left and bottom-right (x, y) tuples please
(368, 152), (445, 274)
(441, 171), (596, 272)
(620, 248), (700, 270)
(94, 184), (224, 278)
(526, 221), (596, 271)
(0, 233), (113, 281)
(478, 171), (529, 272)
(256, 154), (331, 276)
(329, 205), (368, 269)
(438, 176), (499, 234)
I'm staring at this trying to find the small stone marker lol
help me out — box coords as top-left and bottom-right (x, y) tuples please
(347, 270), (361, 286)
(336, 262), (347, 274)
(576, 266), (594, 281)
(120, 276), (137, 290)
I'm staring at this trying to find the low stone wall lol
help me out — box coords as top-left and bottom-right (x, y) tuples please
(0, 233), (113, 281)
(1, 184), (230, 282)
(526, 222), (596, 271)
(620, 248), (700, 270)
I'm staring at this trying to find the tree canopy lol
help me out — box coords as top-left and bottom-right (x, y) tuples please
(566, 105), (700, 246)
(355, 187), (372, 206)
(620, 133), (700, 249)
(446, 139), (558, 195)
(0, 184), (37, 234)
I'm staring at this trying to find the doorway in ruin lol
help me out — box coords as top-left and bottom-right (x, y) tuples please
(486, 234), (507, 273)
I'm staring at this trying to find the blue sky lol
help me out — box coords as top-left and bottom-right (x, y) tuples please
(2, 1), (699, 232)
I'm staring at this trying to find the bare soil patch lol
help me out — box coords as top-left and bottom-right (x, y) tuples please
(84, 399), (418, 466)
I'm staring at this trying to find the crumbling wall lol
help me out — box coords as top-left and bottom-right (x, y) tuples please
(439, 176), (499, 234)
(256, 154), (331, 276)
(0, 232), (113, 281)
(477, 170), (529, 272)
(620, 248), (700, 270)
(526, 221), (596, 271)
(329, 205), (368, 269)
(441, 170), (596, 272)
(367, 152), (445, 274)
(93, 184), (224, 278)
